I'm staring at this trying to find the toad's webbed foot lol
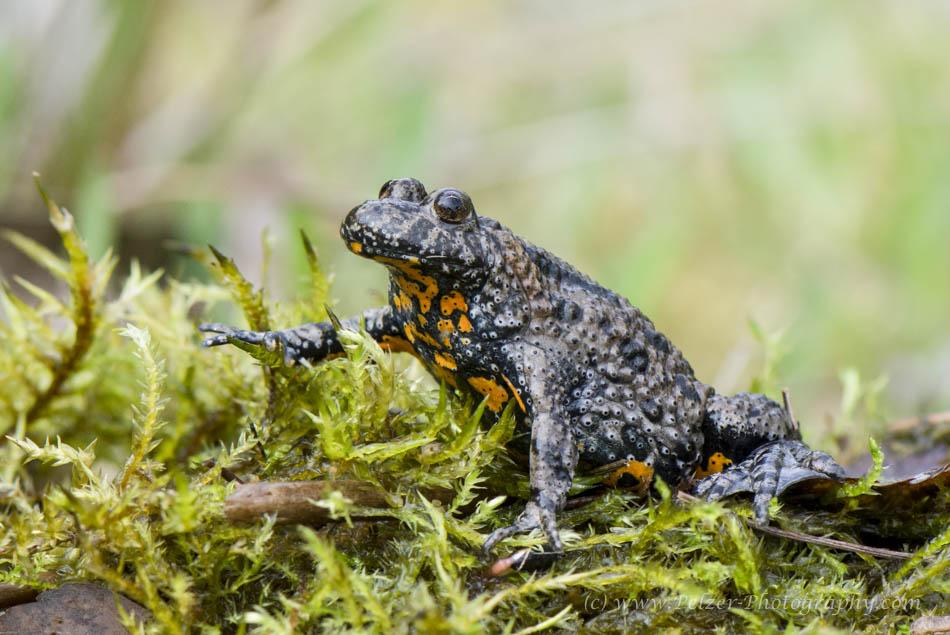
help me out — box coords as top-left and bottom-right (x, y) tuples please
(482, 497), (563, 555)
(693, 440), (845, 524)
(198, 322), (334, 367)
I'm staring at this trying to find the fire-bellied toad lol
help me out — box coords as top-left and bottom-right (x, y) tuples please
(200, 178), (845, 553)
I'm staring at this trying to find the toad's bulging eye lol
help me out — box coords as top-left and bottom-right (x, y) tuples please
(378, 180), (395, 199)
(378, 178), (428, 202)
(434, 190), (473, 223)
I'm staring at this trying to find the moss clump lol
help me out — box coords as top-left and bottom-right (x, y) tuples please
(1, 183), (947, 633)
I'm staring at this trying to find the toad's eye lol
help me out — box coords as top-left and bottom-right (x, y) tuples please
(433, 189), (473, 223)
(379, 178), (427, 202)
(378, 180), (395, 199)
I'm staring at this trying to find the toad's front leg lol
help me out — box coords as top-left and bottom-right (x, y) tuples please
(199, 305), (409, 367)
(482, 404), (577, 554)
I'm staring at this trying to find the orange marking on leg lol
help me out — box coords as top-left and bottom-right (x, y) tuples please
(467, 377), (508, 412)
(603, 460), (654, 490)
(440, 291), (469, 316)
(693, 452), (733, 479)
(417, 314), (427, 326)
(501, 374), (526, 413)
(457, 314), (472, 332)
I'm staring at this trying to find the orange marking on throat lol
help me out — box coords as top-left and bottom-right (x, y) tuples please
(376, 258), (439, 313)
(694, 452), (732, 479)
(349, 241), (363, 254)
(467, 377), (509, 412)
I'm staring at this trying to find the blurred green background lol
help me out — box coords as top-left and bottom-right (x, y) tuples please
(2, 1), (948, 457)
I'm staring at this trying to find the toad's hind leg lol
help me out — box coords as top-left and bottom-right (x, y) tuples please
(694, 440), (844, 523)
(693, 393), (845, 523)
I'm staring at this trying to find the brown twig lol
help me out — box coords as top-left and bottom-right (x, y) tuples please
(223, 480), (455, 525)
(677, 491), (914, 559)
(782, 387), (798, 432)
(890, 411), (950, 433)
(750, 523), (913, 559)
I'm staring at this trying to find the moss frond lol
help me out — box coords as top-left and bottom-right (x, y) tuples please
(207, 245), (270, 333)
(0, 179), (108, 441)
(299, 230), (330, 323)
(116, 325), (168, 492)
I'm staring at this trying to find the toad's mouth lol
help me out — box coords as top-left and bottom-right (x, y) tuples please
(339, 213), (489, 285)
(341, 221), (406, 258)
(342, 237), (454, 271)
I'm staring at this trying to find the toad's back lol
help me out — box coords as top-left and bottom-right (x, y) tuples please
(465, 227), (710, 488)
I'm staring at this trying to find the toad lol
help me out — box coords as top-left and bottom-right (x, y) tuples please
(199, 178), (845, 552)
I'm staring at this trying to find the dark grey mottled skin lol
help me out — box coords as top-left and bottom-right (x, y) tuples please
(200, 178), (845, 553)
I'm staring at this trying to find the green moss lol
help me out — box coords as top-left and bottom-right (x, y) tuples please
(1, 184), (947, 633)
